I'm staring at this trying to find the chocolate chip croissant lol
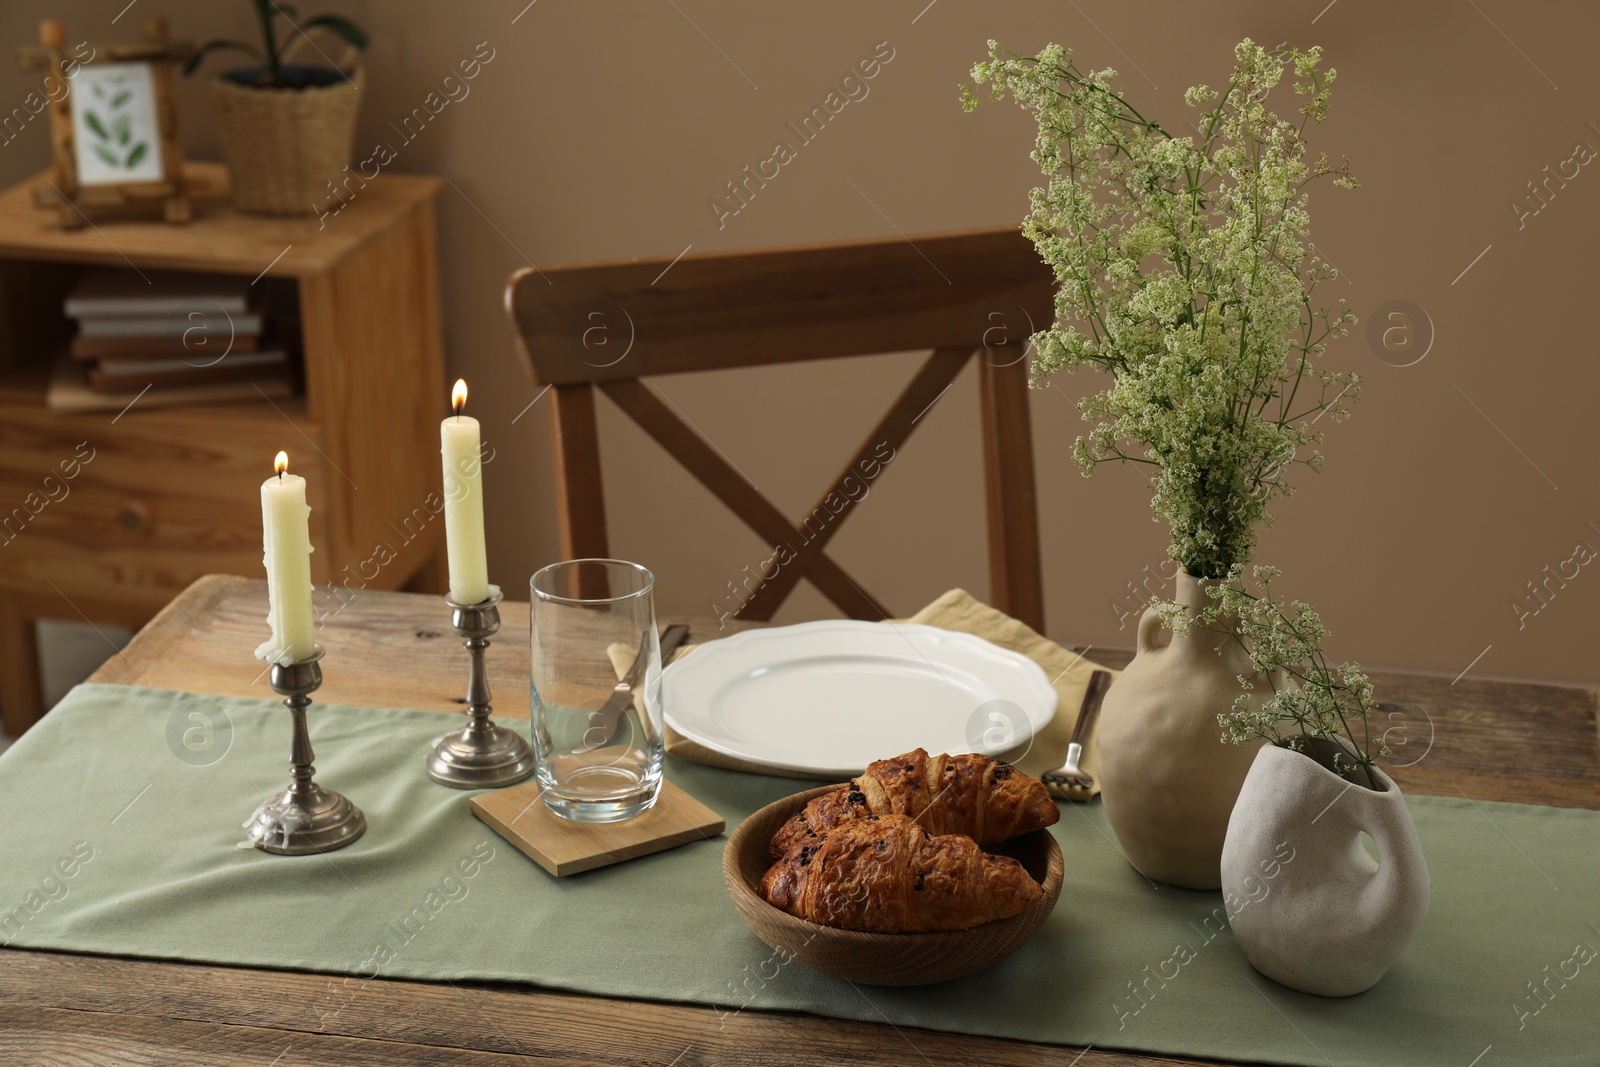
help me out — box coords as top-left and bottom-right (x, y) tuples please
(759, 813), (1042, 932)
(770, 748), (1058, 860)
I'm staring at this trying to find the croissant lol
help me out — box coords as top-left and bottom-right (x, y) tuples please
(770, 748), (1058, 859)
(760, 813), (1041, 932)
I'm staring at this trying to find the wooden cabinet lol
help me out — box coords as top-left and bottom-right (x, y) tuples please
(0, 162), (447, 734)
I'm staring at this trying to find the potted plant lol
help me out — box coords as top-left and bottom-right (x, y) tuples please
(962, 40), (1367, 888)
(185, 0), (368, 215)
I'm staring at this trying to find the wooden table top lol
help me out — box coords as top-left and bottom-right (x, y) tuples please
(0, 162), (444, 276)
(4, 573), (1596, 1066)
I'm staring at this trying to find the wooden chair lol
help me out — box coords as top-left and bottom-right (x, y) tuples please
(503, 227), (1053, 632)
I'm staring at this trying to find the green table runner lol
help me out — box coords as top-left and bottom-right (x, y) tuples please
(2, 684), (1596, 1066)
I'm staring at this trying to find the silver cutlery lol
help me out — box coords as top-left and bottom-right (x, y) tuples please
(574, 624), (690, 754)
(1043, 669), (1112, 794)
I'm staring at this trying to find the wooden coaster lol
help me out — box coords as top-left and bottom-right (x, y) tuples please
(470, 779), (725, 877)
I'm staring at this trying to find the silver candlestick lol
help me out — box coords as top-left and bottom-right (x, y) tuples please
(244, 646), (367, 855)
(426, 589), (535, 788)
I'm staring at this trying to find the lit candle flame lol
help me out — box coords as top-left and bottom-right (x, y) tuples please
(274, 451), (288, 478)
(452, 379), (468, 417)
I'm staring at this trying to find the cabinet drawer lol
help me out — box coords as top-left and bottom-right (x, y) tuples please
(0, 400), (329, 601)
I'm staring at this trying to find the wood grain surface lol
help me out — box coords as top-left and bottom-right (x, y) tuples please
(505, 226), (1054, 385)
(472, 776), (725, 877)
(0, 573), (1592, 1067)
(0, 163), (442, 276)
(0, 165), (447, 732)
(506, 228), (1050, 631)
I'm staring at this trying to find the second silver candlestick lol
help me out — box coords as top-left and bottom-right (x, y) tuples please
(426, 589), (536, 788)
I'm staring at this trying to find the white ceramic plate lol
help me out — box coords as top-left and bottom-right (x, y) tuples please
(662, 620), (1058, 779)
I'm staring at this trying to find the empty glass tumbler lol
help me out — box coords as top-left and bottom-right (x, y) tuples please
(529, 559), (664, 822)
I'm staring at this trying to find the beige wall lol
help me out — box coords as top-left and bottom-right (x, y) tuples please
(5, 1), (1599, 686)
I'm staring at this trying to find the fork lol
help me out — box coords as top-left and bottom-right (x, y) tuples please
(1043, 669), (1112, 794)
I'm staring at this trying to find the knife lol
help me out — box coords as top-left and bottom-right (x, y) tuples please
(574, 624), (689, 754)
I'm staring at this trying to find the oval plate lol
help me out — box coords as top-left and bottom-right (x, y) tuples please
(662, 620), (1057, 778)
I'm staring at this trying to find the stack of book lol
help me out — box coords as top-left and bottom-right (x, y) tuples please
(48, 268), (294, 412)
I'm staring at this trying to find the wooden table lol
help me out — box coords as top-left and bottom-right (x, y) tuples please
(3, 574), (1597, 1066)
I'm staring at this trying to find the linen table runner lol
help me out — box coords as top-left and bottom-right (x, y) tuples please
(1, 683), (1595, 1066)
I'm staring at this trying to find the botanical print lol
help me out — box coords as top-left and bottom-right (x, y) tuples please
(70, 61), (163, 185)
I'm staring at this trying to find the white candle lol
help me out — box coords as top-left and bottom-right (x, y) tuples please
(255, 451), (317, 665)
(441, 379), (492, 604)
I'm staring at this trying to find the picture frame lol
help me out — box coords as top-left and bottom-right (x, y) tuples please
(71, 61), (167, 187)
(19, 18), (205, 228)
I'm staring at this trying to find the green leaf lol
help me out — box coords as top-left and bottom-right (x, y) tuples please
(254, 0), (282, 74)
(91, 84), (104, 99)
(182, 39), (264, 76)
(83, 111), (110, 141)
(301, 14), (369, 50)
(111, 90), (132, 108)
(93, 145), (119, 167)
(114, 114), (131, 145)
(125, 142), (148, 169)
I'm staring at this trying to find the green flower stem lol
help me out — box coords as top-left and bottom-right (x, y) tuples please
(1188, 574), (1383, 788)
(966, 36), (1361, 577)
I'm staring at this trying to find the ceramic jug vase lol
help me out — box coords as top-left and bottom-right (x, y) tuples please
(1096, 572), (1266, 890)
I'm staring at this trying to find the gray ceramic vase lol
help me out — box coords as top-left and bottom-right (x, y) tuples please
(1221, 740), (1430, 997)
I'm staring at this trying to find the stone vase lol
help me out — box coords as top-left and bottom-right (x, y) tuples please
(1096, 572), (1266, 890)
(1222, 739), (1430, 997)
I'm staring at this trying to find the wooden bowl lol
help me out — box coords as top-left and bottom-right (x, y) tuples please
(723, 786), (1064, 986)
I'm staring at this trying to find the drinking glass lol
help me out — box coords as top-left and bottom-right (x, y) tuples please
(529, 559), (663, 822)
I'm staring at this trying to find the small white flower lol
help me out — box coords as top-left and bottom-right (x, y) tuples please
(964, 40), (1380, 780)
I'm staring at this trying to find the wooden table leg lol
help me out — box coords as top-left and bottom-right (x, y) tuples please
(0, 591), (44, 736)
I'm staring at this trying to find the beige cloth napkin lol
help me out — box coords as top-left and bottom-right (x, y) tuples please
(610, 589), (1116, 799)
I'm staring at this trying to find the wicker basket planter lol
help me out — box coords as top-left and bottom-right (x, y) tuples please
(210, 64), (362, 216)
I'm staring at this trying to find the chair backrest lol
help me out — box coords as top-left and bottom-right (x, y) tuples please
(504, 226), (1053, 631)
